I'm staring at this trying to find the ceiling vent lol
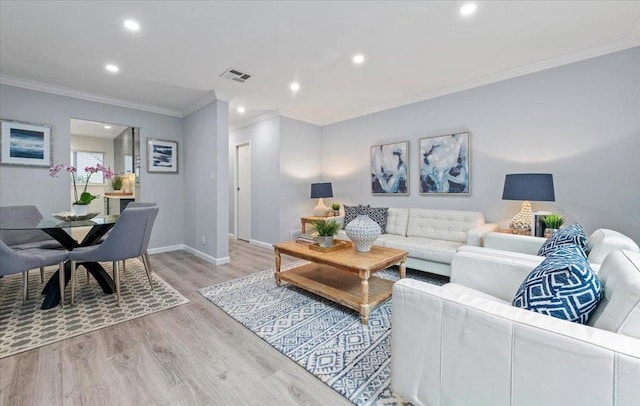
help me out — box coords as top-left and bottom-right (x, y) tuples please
(220, 68), (252, 83)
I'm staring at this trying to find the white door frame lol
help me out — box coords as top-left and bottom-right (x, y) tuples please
(234, 142), (251, 241)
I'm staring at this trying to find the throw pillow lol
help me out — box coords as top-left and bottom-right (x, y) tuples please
(366, 206), (389, 234)
(537, 223), (588, 258)
(513, 246), (602, 324)
(343, 204), (369, 227)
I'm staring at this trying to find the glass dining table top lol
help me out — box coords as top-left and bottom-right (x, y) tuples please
(0, 214), (120, 230)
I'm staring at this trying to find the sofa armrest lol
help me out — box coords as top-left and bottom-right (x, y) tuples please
(450, 249), (543, 301)
(483, 231), (546, 254)
(391, 279), (640, 406)
(466, 223), (499, 246)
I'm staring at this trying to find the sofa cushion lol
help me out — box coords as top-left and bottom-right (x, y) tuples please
(537, 224), (588, 258)
(406, 209), (484, 243)
(385, 208), (409, 236)
(587, 250), (640, 339)
(384, 236), (463, 264)
(513, 246), (602, 324)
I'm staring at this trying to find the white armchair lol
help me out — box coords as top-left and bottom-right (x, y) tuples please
(391, 249), (640, 406)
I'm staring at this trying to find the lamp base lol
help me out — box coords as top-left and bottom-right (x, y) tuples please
(313, 198), (331, 217)
(509, 200), (532, 234)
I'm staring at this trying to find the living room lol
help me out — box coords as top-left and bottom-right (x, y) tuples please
(1, 1), (639, 405)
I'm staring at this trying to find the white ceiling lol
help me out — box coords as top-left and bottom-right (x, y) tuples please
(70, 118), (128, 139)
(1, 1), (639, 128)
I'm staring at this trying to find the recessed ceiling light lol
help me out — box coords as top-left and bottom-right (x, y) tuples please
(460, 3), (477, 16)
(237, 106), (246, 114)
(105, 64), (119, 73)
(104, 125), (112, 129)
(352, 54), (365, 64)
(290, 82), (300, 92)
(123, 19), (140, 32)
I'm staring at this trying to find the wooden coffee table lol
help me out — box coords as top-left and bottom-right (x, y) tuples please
(273, 240), (408, 324)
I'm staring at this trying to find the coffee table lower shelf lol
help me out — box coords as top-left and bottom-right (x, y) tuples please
(276, 262), (394, 324)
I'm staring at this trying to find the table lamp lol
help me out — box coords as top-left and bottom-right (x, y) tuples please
(502, 173), (555, 234)
(310, 182), (333, 216)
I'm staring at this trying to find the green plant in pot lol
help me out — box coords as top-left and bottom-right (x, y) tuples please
(314, 219), (341, 248)
(331, 202), (341, 216)
(110, 176), (123, 191)
(542, 214), (564, 238)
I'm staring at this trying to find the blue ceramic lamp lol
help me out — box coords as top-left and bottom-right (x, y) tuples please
(310, 182), (333, 216)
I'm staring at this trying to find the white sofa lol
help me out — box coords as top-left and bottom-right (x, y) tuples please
(391, 249), (640, 406)
(336, 208), (497, 276)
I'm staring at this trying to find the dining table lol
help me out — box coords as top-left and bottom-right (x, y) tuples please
(0, 213), (120, 309)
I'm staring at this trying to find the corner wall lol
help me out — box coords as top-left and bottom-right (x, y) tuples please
(321, 47), (640, 243)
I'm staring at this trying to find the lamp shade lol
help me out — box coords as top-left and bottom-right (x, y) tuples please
(310, 182), (333, 199)
(502, 174), (555, 202)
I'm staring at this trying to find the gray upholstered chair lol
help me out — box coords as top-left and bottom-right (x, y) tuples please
(122, 202), (156, 275)
(0, 205), (63, 283)
(69, 206), (159, 306)
(0, 240), (67, 306)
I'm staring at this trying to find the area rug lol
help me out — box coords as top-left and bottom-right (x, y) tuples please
(198, 262), (442, 405)
(0, 259), (189, 359)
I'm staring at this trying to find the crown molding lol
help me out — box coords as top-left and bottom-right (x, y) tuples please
(630, 16), (640, 45)
(181, 90), (220, 116)
(0, 74), (184, 117)
(278, 109), (323, 126)
(229, 110), (280, 131)
(320, 37), (640, 126)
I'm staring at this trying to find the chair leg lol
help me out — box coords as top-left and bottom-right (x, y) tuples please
(113, 261), (121, 307)
(40, 267), (45, 283)
(22, 271), (29, 302)
(122, 259), (126, 273)
(58, 262), (65, 308)
(141, 254), (153, 290)
(70, 261), (76, 305)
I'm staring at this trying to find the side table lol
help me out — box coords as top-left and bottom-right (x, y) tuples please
(300, 215), (339, 234)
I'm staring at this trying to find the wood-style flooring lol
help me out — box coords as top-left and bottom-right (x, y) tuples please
(0, 239), (352, 406)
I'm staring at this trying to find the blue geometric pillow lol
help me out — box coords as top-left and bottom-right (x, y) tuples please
(537, 223), (588, 258)
(513, 246), (602, 324)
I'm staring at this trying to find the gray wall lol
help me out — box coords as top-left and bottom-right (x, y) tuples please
(183, 100), (229, 261)
(0, 84), (185, 249)
(321, 47), (640, 243)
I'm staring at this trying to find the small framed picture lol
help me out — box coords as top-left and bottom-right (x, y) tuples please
(147, 138), (178, 173)
(419, 132), (470, 195)
(1, 119), (52, 167)
(371, 141), (409, 195)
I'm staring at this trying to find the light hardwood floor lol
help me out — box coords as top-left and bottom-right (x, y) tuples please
(0, 239), (352, 406)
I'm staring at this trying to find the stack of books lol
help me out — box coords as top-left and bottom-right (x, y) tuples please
(296, 233), (316, 244)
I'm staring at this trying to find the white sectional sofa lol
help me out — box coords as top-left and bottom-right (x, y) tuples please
(337, 208), (497, 276)
(391, 249), (640, 406)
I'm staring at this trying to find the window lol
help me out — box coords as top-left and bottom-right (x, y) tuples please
(71, 151), (106, 183)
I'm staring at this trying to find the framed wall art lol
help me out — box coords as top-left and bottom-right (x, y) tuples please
(147, 138), (178, 173)
(371, 141), (409, 195)
(419, 132), (470, 195)
(0, 119), (52, 167)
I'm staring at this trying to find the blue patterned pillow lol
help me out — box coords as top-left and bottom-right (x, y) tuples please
(513, 246), (602, 324)
(537, 223), (588, 258)
(366, 206), (389, 234)
(343, 204), (369, 226)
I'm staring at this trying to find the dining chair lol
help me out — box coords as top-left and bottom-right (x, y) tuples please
(1, 205), (64, 283)
(0, 240), (68, 306)
(121, 202), (156, 275)
(69, 206), (159, 306)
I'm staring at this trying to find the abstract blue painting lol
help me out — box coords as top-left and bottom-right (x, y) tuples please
(147, 138), (178, 173)
(419, 132), (470, 195)
(1, 120), (52, 167)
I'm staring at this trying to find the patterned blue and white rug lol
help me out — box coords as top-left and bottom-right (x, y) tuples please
(197, 262), (442, 405)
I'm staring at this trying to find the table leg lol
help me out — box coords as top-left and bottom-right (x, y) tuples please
(359, 270), (371, 325)
(41, 261), (116, 310)
(399, 259), (406, 279)
(301, 219), (305, 234)
(275, 249), (282, 287)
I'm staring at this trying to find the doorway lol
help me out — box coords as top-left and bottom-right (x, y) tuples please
(236, 143), (251, 242)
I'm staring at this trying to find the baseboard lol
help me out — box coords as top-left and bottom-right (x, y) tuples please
(228, 233), (237, 239)
(182, 245), (230, 265)
(250, 239), (273, 250)
(148, 245), (184, 255)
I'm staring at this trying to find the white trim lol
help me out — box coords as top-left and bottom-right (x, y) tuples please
(278, 108), (323, 126)
(0, 74), (183, 117)
(319, 38), (640, 126)
(182, 245), (230, 265)
(147, 244), (184, 254)
(228, 233), (237, 239)
(229, 110), (280, 131)
(182, 91), (218, 116)
(250, 239), (273, 250)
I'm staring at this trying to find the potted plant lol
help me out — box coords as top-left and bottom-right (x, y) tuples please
(331, 203), (341, 216)
(49, 163), (114, 215)
(542, 214), (564, 238)
(110, 176), (123, 192)
(314, 219), (341, 248)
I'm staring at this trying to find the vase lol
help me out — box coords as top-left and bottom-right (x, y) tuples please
(345, 214), (381, 252)
(544, 228), (559, 238)
(317, 236), (334, 248)
(71, 204), (89, 216)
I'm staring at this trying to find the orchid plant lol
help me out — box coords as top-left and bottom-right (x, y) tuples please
(49, 163), (114, 205)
